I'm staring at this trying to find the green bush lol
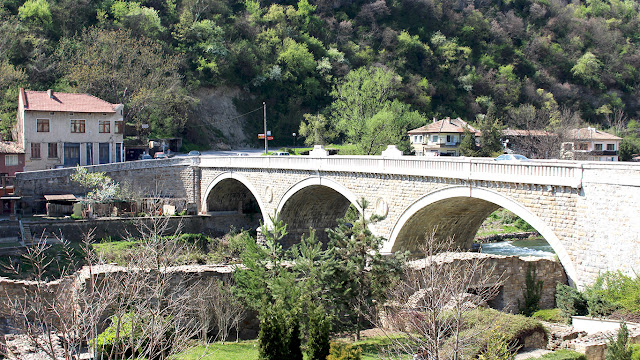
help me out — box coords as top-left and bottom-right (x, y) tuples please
(606, 322), (632, 360)
(631, 344), (640, 360)
(326, 342), (362, 360)
(258, 308), (303, 360)
(584, 271), (640, 316)
(306, 310), (331, 360)
(91, 312), (174, 359)
(532, 309), (563, 323)
(92, 312), (139, 357)
(555, 284), (588, 322)
(179, 233), (210, 252)
(455, 308), (547, 358)
(519, 264), (544, 317)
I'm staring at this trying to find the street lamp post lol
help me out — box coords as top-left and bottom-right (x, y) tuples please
(292, 132), (296, 147)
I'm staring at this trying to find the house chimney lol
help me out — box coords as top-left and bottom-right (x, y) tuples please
(47, 89), (53, 98)
(433, 117), (437, 123)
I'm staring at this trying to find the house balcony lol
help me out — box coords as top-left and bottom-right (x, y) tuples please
(425, 142), (460, 148)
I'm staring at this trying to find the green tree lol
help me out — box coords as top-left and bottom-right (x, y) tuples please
(476, 114), (505, 157)
(330, 67), (424, 154)
(572, 52), (602, 86)
(18, 0), (52, 29)
(326, 198), (405, 340)
(606, 322), (632, 360)
(59, 27), (195, 138)
(299, 113), (336, 146)
(459, 127), (478, 156)
(619, 137), (640, 161)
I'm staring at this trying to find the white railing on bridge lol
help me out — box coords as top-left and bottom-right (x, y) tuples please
(198, 156), (584, 188)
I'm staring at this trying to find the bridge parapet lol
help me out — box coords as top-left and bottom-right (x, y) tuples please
(198, 156), (584, 188)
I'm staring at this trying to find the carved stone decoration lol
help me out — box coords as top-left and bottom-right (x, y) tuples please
(375, 197), (388, 217)
(264, 185), (273, 203)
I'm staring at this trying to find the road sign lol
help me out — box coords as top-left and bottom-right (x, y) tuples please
(258, 134), (265, 139)
(267, 136), (274, 140)
(258, 134), (274, 140)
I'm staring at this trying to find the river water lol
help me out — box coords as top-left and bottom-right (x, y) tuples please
(479, 237), (555, 257)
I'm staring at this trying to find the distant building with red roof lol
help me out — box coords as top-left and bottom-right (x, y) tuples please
(0, 141), (25, 176)
(408, 117), (479, 156)
(561, 127), (622, 161)
(15, 89), (124, 171)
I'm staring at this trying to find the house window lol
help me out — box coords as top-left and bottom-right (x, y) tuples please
(607, 144), (615, 151)
(115, 121), (124, 134)
(116, 143), (123, 162)
(48, 143), (58, 158)
(99, 143), (110, 164)
(86, 143), (93, 166)
(447, 135), (452, 143)
(64, 143), (80, 167)
(577, 143), (588, 150)
(37, 119), (50, 132)
(432, 135), (438, 142)
(31, 143), (41, 159)
(71, 119), (85, 133)
(594, 143), (603, 151)
(99, 120), (110, 133)
(5, 155), (18, 166)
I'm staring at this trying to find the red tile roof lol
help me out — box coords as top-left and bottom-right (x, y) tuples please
(569, 127), (621, 141)
(0, 142), (24, 154)
(408, 117), (478, 134)
(20, 89), (121, 113)
(503, 129), (554, 137)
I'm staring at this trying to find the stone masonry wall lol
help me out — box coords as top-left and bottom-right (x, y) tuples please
(24, 214), (258, 242)
(16, 158), (198, 212)
(200, 168), (583, 283)
(0, 256), (563, 338)
(408, 253), (567, 313)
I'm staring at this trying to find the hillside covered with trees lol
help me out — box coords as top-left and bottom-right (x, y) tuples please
(2, 0), (640, 153)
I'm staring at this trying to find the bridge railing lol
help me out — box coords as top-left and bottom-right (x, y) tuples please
(198, 156), (584, 188)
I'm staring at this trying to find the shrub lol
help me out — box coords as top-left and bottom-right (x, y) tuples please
(532, 309), (563, 323)
(258, 308), (303, 360)
(478, 330), (516, 360)
(519, 264), (544, 316)
(306, 310), (331, 360)
(460, 309), (547, 357)
(555, 284), (588, 322)
(631, 344), (640, 360)
(327, 342), (362, 360)
(179, 233), (210, 252)
(91, 312), (175, 359)
(606, 322), (632, 360)
(583, 271), (640, 316)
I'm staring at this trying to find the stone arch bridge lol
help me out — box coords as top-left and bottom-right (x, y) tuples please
(16, 154), (640, 288)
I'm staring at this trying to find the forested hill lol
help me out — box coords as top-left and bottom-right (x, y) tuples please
(1, 0), (640, 151)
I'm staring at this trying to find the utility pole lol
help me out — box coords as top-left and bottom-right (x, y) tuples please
(263, 102), (268, 154)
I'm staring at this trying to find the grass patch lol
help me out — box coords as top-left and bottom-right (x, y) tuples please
(179, 341), (260, 360)
(476, 208), (536, 239)
(458, 308), (547, 357)
(532, 308), (564, 323)
(0, 242), (86, 280)
(179, 336), (395, 360)
(525, 349), (587, 360)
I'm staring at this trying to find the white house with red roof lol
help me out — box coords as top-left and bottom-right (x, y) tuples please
(407, 117), (479, 156)
(15, 89), (124, 171)
(563, 127), (622, 161)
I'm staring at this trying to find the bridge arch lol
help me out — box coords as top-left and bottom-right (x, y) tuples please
(276, 177), (363, 246)
(202, 172), (268, 225)
(384, 186), (579, 287)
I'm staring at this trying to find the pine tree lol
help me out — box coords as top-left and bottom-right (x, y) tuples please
(326, 198), (406, 340)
